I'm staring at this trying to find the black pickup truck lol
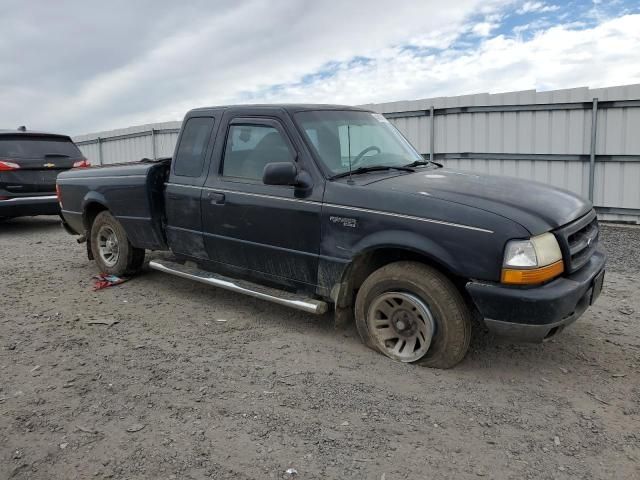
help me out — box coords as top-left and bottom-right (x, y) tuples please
(57, 104), (605, 368)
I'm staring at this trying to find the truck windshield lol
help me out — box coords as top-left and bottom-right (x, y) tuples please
(294, 110), (425, 177)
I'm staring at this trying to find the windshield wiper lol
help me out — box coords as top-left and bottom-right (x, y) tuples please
(44, 153), (70, 157)
(330, 165), (415, 180)
(404, 159), (443, 168)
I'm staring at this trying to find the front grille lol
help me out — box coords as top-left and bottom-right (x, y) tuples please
(555, 210), (599, 274)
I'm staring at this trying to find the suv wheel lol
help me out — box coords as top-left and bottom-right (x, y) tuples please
(90, 211), (145, 276)
(355, 261), (471, 369)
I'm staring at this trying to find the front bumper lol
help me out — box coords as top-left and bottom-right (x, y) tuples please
(466, 250), (606, 342)
(0, 195), (60, 217)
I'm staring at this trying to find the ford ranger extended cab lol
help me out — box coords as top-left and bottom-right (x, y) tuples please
(57, 105), (605, 368)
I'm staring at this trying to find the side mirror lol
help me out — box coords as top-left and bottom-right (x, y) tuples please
(263, 162), (312, 190)
(263, 162), (297, 186)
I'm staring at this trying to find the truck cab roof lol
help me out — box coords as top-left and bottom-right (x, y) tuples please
(188, 104), (372, 115)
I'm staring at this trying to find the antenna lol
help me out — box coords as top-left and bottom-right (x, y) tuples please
(347, 124), (353, 184)
(17, 125), (27, 132)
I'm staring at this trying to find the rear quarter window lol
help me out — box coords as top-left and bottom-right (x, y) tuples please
(0, 135), (82, 159)
(173, 117), (215, 177)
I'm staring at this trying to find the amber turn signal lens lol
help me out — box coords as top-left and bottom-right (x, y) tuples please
(501, 260), (564, 285)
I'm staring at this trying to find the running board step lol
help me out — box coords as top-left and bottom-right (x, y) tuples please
(148, 259), (329, 315)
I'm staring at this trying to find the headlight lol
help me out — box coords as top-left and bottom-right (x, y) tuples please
(502, 233), (564, 285)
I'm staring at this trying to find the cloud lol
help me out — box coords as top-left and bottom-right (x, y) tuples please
(517, 1), (560, 14)
(248, 14), (640, 107)
(471, 22), (498, 37)
(1, 0), (510, 133)
(0, 1), (638, 135)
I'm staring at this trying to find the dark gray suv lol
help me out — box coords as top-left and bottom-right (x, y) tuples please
(0, 128), (89, 220)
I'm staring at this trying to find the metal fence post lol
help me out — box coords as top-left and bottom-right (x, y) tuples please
(151, 129), (157, 160)
(588, 98), (598, 202)
(97, 137), (103, 166)
(429, 105), (435, 163)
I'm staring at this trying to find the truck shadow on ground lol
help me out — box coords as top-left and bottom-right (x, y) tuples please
(0, 215), (61, 234)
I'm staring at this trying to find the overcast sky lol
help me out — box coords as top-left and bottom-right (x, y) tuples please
(1, 0), (639, 135)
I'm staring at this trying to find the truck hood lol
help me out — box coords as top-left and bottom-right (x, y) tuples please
(368, 168), (592, 234)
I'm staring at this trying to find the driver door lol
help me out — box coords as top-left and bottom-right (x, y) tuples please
(201, 115), (323, 286)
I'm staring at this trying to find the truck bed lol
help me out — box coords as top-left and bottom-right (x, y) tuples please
(56, 158), (171, 250)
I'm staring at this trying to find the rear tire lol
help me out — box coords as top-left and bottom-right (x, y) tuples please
(90, 211), (145, 276)
(355, 261), (471, 369)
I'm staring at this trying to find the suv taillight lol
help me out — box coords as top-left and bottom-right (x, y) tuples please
(0, 160), (20, 171)
(73, 158), (90, 168)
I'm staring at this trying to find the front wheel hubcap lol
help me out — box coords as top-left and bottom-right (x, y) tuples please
(367, 292), (435, 362)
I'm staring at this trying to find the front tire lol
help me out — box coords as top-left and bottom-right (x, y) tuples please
(90, 211), (145, 276)
(355, 261), (471, 369)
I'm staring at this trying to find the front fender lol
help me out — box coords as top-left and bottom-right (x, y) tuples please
(351, 229), (463, 275)
(319, 229), (465, 308)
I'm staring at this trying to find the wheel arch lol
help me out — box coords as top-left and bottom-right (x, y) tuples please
(81, 194), (110, 261)
(83, 201), (108, 232)
(332, 231), (470, 318)
(82, 192), (110, 232)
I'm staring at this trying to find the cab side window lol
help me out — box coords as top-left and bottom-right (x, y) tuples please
(173, 117), (214, 177)
(222, 124), (294, 181)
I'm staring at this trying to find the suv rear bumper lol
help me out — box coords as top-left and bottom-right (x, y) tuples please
(0, 195), (60, 217)
(466, 250), (606, 342)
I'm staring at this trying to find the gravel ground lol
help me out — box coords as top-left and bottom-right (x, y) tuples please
(1, 217), (639, 480)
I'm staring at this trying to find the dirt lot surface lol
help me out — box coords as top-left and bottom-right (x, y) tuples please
(1, 217), (639, 479)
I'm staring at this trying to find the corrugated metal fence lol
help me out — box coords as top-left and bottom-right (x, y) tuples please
(74, 121), (181, 166)
(74, 84), (640, 223)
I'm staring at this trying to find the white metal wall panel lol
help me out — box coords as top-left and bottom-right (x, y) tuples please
(73, 121), (181, 166)
(440, 158), (589, 195)
(385, 101), (596, 155)
(155, 131), (180, 158)
(102, 134), (150, 165)
(77, 142), (100, 164)
(597, 106), (640, 155)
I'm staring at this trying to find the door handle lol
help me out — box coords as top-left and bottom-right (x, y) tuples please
(207, 192), (225, 205)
